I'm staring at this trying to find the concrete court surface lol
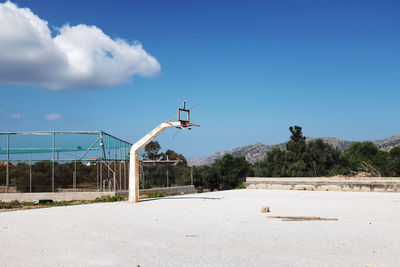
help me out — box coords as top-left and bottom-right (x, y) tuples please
(1, 190), (400, 267)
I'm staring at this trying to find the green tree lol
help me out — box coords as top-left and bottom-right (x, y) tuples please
(13, 161), (99, 193)
(254, 126), (350, 177)
(144, 141), (161, 160)
(284, 126), (308, 176)
(305, 139), (348, 176)
(162, 149), (187, 166)
(286, 126), (307, 154)
(389, 147), (400, 158)
(203, 166), (220, 191)
(192, 165), (211, 188)
(278, 126), (307, 176)
(253, 147), (286, 177)
(211, 154), (253, 190)
(0, 165), (5, 186)
(15, 162), (52, 192)
(343, 142), (393, 176)
(389, 147), (400, 176)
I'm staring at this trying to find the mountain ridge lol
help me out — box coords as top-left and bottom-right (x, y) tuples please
(188, 135), (400, 166)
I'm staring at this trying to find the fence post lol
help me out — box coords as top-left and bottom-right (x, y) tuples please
(52, 132), (55, 193)
(114, 138), (116, 191)
(113, 172), (116, 192)
(73, 151), (77, 191)
(191, 166), (193, 186)
(100, 161), (103, 192)
(99, 135), (103, 192)
(167, 169), (169, 187)
(108, 135), (110, 185)
(96, 161), (98, 190)
(119, 140), (122, 191)
(30, 153), (32, 193)
(124, 143), (127, 190)
(6, 133), (9, 193)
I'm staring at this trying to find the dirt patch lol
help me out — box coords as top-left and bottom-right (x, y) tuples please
(0, 186), (17, 193)
(354, 172), (374, 178)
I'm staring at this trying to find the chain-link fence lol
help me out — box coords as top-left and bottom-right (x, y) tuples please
(0, 131), (132, 193)
(140, 164), (194, 189)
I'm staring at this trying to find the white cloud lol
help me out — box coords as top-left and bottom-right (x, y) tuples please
(0, 1), (161, 90)
(45, 113), (61, 120)
(10, 113), (23, 118)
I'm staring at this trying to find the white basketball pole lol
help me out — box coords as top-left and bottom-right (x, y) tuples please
(128, 122), (182, 203)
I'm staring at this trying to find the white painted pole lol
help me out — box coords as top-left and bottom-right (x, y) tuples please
(129, 150), (140, 203)
(129, 122), (181, 203)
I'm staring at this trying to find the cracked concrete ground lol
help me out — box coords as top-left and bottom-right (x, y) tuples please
(1, 189), (400, 266)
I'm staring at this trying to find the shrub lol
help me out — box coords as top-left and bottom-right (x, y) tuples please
(94, 195), (124, 202)
(148, 191), (166, 198)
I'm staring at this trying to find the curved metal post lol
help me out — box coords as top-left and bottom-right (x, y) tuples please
(129, 122), (181, 203)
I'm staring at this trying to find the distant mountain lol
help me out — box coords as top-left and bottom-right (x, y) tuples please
(372, 135), (400, 151)
(188, 135), (400, 166)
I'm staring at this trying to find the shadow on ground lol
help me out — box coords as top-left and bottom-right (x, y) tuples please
(140, 196), (223, 202)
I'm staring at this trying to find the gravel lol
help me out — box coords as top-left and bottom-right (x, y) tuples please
(1, 189), (400, 266)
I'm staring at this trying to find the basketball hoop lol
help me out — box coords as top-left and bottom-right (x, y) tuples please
(129, 100), (200, 203)
(177, 100), (200, 129)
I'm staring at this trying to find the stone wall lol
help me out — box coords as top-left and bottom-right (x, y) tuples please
(246, 177), (400, 192)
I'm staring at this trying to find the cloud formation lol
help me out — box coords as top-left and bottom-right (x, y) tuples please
(45, 113), (61, 120)
(10, 113), (23, 118)
(0, 1), (161, 90)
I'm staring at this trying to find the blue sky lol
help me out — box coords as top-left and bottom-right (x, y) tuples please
(0, 0), (399, 159)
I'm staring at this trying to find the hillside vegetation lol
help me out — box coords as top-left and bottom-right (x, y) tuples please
(189, 133), (400, 166)
(2, 127), (400, 193)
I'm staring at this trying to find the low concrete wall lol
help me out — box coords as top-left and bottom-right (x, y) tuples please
(117, 185), (196, 198)
(140, 185), (195, 196)
(0, 192), (116, 203)
(0, 185), (196, 203)
(246, 177), (400, 192)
